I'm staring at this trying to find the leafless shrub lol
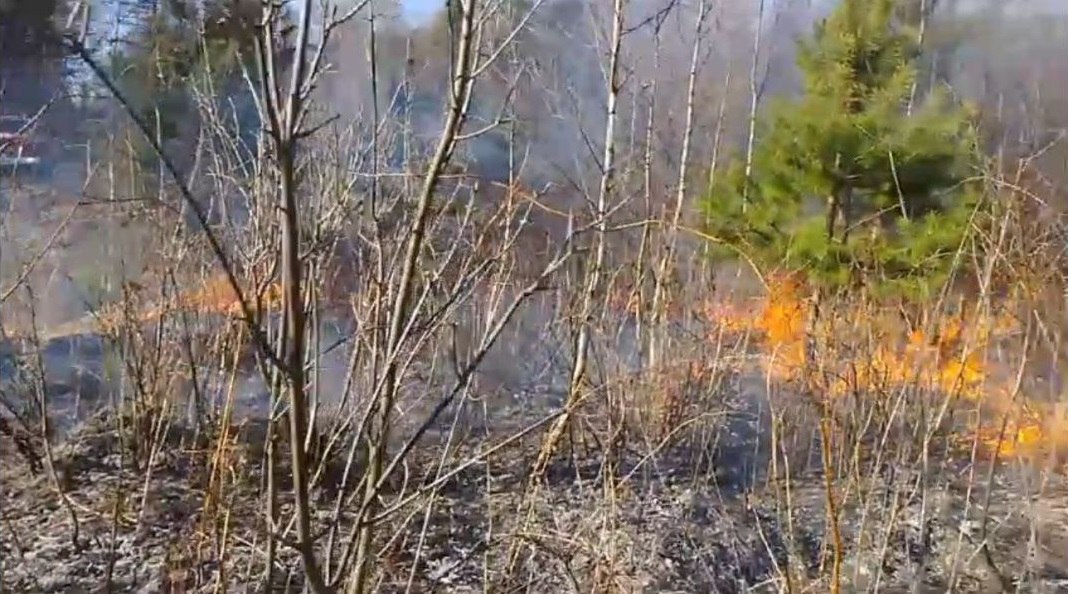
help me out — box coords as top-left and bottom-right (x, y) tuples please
(2, 1), (1067, 594)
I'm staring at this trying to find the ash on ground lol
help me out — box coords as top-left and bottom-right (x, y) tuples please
(3, 388), (1067, 594)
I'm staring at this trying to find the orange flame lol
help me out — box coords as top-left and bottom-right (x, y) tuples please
(700, 274), (1063, 466)
(85, 273), (284, 336)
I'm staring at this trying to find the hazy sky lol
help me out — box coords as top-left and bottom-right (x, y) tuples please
(401, 0), (442, 24)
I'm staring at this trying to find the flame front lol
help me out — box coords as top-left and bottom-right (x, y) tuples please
(695, 275), (1066, 465)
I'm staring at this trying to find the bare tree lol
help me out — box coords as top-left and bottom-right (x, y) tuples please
(4, 1), (1066, 593)
(648, 0), (712, 370)
(531, 0), (628, 480)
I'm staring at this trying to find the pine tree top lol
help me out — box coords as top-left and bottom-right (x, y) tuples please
(703, 0), (985, 300)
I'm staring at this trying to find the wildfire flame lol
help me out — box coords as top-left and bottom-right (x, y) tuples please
(700, 274), (1066, 464)
(21, 273), (284, 341)
(20, 259), (1064, 467)
(151, 274), (283, 320)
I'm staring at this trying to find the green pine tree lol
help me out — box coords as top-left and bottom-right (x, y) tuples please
(703, 0), (984, 300)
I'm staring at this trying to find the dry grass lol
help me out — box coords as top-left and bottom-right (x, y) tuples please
(3, 3), (1068, 593)
(4, 160), (1067, 593)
